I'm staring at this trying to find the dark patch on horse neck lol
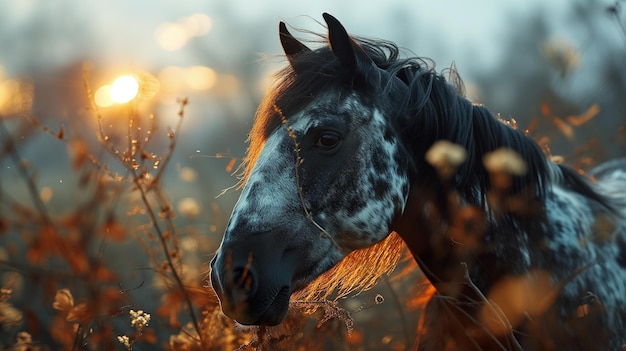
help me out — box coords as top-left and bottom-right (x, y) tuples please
(391, 183), (543, 296)
(391, 185), (468, 290)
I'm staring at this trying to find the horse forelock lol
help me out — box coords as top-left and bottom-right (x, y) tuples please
(242, 34), (428, 186)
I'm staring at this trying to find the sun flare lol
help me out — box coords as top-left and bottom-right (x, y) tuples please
(110, 75), (139, 104)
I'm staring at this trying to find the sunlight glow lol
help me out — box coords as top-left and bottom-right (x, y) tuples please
(136, 72), (160, 100)
(110, 75), (139, 104)
(0, 78), (33, 115)
(94, 85), (113, 107)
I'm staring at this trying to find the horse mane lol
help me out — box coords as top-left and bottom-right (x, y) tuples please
(242, 27), (618, 303)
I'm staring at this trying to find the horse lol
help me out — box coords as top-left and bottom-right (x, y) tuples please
(210, 13), (626, 350)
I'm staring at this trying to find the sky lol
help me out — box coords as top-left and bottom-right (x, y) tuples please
(1, 0), (601, 129)
(0, 0), (579, 77)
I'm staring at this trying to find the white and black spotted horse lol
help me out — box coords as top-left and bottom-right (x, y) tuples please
(210, 13), (626, 350)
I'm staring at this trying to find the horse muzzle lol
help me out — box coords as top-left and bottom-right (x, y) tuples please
(209, 232), (295, 326)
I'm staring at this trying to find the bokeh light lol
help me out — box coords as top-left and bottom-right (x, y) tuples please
(181, 14), (212, 36)
(0, 78), (33, 116)
(136, 72), (160, 101)
(155, 14), (212, 51)
(184, 66), (217, 90)
(155, 23), (188, 51)
(94, 84), (113, 107)
(94, 73), (158, 108)
(110, 75), (139, 104)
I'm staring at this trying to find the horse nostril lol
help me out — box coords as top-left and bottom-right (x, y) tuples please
(229, 266), (257, 298)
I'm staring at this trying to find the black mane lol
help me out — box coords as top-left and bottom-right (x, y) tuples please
(250, 33), (616, 213)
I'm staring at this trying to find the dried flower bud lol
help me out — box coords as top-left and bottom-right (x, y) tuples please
(130, 309), (151, 332)
(0, 288), (11, 302)
(117, 335), (131, 350)
(425, 140), (467, 179)
(52, 289), (74, 312)
(483, 148), (528, 176)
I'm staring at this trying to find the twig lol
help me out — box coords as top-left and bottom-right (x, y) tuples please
(83, 72), (202, 340)
(151, 98), (187, 187)
(0, 119), (75, 263)
(383, 277), (411, 347)
(460, 262), (524, 351)
(272, 104), (343, 252)
(127, 141), (202, 341)
(607, 2), (626, 44)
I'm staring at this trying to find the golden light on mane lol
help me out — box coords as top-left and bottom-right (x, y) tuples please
(293, 231), (406, 302)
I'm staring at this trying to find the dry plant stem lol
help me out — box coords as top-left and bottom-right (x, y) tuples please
(1, 119), (94, 349)
(84, 71), (202, 340)
(383, 277), (411, 347)
(130, 160), (202, 340)
(152, 98), (187, 187)
(272, 104), (342, 252)
(123, 105), (202, 341)
(72, 324), (84, 351)
(0, 120), (51, 225)
(0, 120), (75, 263)
(460, 262), (523, 351)
(608, 2), (626, 43)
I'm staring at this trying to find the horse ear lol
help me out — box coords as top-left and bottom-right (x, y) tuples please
(279, 21), (310, 65)
(323, 13), (358, 70)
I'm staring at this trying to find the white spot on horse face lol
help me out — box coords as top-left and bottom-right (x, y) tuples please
(327, 108), (409, 249)
(227, 124), (301, 236)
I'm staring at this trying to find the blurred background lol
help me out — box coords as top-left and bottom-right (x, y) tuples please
(2, 0), (625, 204)
(0, 0), (625, 349)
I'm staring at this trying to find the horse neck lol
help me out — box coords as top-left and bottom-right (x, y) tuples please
(395, 79), (565, 295)
(393, 184), (480, 297)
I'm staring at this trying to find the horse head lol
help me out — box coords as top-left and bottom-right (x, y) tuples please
(210, 13), (411, 325)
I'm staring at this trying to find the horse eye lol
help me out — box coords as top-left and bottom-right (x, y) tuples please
(316, 132), (340, 149)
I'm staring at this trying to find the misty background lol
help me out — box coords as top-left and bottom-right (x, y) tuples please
(2, 0), (625, 207)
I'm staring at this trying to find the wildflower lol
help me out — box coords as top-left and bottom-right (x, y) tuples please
(117, 335), (132, 350)
(483, 148), (527, 192)
(169, 322), (200, 349)
(14, 332), (32, 351)
(425, 140), (467, 179)
(16, 331), (32, 344)
(483, 148), (528, 176)
(66, 302), (89, 323)
(0, 301), (23, 328)
(52, 288), (90, 323)
(130, 309), (150, 333)
(52, 289), (74, 313)
(541, 36), (580, 78)
(0, 288), (11, 302)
